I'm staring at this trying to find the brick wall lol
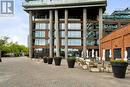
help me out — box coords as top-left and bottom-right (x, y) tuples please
(100, 24), (130, 60)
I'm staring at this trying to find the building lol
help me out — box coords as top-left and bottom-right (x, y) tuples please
(103, 8), (130, 37)
(23, 0), (107, 58)
(100, 24), (130, 63)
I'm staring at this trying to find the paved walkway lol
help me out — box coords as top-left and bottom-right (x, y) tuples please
(0, 57), (130, 87)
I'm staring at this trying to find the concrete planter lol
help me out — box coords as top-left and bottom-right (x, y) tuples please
(111, 62), (128, 78)
(47, 58), (53, 64)
(54, 57), (62, 66)
(43, 57), (47, 63)
(67, 57), (76, 68)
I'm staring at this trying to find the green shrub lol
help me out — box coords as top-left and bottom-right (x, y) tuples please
(67, 57), (76, 60)
(111, 59), (128, 63)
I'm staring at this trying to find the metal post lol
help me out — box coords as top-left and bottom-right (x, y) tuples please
(49, 10), (53, 57)
(55, 10), (60, 57)
(83, 8), (87, 58)
(29, 11), (33, 58)
(65, 9), (68, 59)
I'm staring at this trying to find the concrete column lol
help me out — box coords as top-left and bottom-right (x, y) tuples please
(83, 8), (87, 58)
(49, 10), (53, 57)
(99, 8), (103, 59)
(65, 9), (68, 59)
(55, 10), (60, 57)
(99, 8), (103, 40)
(29, 11), (33, 58)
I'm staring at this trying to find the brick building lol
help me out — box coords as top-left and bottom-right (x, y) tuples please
(100, 24), (130, 63)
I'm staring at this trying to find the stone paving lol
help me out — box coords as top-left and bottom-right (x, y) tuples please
(0, 57), (130, 87)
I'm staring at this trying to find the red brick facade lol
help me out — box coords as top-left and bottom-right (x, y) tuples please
(100, 24), (130, 60)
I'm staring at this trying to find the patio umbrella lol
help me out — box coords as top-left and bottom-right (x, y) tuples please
(92, 49), (94, 58)
(95, 51), (98, 59)
(124, 51), (128, 61)
(86, 50), (89, 58)
(81, 50), (83, 57)
(102, 49), (105, 61)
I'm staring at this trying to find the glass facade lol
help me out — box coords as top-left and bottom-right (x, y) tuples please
(34, 39), (46, 45)
(35, 31), (45, 37)
(59, 23), (65, 30)
(86, 40), (96, 46)
(68, 31), (81, 38)
(104, 24), (118, 30)
(59, 23), (81, 30)
(61, 39), (81, 46)
(68, 23), (81, 30)
(35, 23), (48, 29)
(68, 39), (81, 46)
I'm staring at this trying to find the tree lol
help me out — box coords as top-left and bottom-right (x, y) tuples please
(0, 36), (29, 57)
(8, 42), (29, 57)
(0, 36), (9, 61)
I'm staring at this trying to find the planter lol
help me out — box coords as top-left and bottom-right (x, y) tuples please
(43, 57), (47, 63)
(47, 58), (53, 64)
(111, 62), (128, 78)
(54, 57), (62, 66)
(67, 57), (76, 68)
(0, 58), (2, 62)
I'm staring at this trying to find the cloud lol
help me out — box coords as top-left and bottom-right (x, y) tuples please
(0, 0), (29, 46)
(0, 15), (29, 46)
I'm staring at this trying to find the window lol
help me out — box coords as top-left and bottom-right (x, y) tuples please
(60, 39), (81, 46)
(59, 23), (65, 30)
(68, 31), (81, 38)
(105, 49), (110, 61)
(126, 47), (130, 63)
(114, 48), (121, 59)
(35, 23), (49, 29)
(35, 31), (45, 37)
(34, 39), (47, 45)
(60, 31), (81, 38)
(60, 31), (65, 37)
(68, 39), (81, 46)
(86, 40), (96, 46)
(68, 23), (81, 30)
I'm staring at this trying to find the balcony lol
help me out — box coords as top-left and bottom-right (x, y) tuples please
(23, 0), (107, 7)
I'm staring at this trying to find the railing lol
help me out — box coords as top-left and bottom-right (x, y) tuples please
(23, 0), (106, 6)
(103, 15), (130, 19)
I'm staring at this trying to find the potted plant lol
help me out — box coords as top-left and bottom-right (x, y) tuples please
(43, 57), (47, 63)
(67, 57), (76, 68)
(47, 57), (53, 64)
(54, 57), (62, 66)
(111, 59), (128, 78)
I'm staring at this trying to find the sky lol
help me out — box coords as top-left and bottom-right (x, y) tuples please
(0, 0), (130, 46)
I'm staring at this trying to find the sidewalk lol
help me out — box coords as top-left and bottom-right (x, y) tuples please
(0, 57), (130, 87)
